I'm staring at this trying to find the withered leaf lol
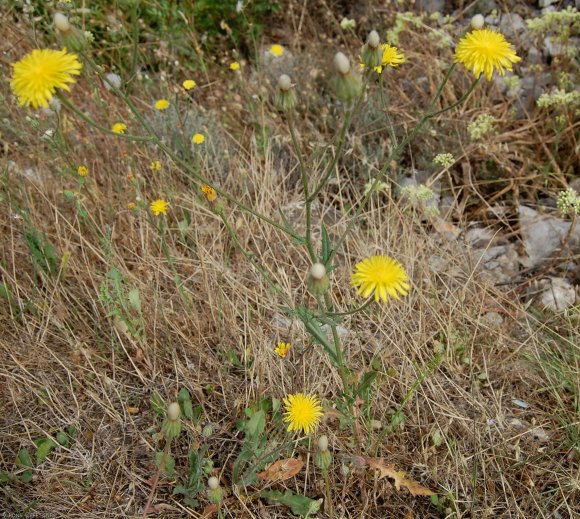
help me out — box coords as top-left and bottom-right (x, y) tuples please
(258, 458), (304, 482)
(364, 457), (434, 497)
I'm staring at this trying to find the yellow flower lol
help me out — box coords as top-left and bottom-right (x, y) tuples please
(269, 44), (284, 57)
(150, 199), (169, 216)
(455, 29), (521, 81)
(150, 160), (161, 171)
(201, 184), (217, 202)
(112, 122), (127, 134)
(77, 165), (89, 177)
(154, 98), (170, 110)
(127, 201), (136, 210)
(350, 255), (410, 302)
(283, 393), (323, 435)
(275, 341), (291, 358)
(182, 79), (196, 90)
(229, 61), (240, 71)
(10, 49), (82, 109)
(127, 171), (135, 180)
(192, 133), (205, 145)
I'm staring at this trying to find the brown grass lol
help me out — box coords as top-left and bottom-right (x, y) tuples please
(1, 1), (579, 518)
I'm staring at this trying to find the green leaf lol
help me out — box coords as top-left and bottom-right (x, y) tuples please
(20, 470), (33, 483)
(56, 431), (69, 447)
(155, 452), (175, 476)
(226, 348), (243, 367)
(16, 448), (33, 469)
(35, 438), (57, 464)
(246, 410), (265, 440)
(192, 404), (203, 423)
(178, 388), (194, 419)
(356, 370), (378, 398)
(260, 490), (321, 517)
(127, 288), (141, 313)
(0, 471), (12, 483)
(320, 223), (333, 265)
(150, 392), (166, 416)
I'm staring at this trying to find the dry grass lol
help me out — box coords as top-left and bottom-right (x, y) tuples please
(1, 1), (579, 518)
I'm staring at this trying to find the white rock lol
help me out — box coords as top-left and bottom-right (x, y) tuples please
(541, 278), (576, 311)
(518, 206), (580, 268)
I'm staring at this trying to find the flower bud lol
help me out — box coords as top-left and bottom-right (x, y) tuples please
(332, 53), (362, 104)
(471, 14), (485, 30)
(333, 52), (351, 75)
(207, 477), (224, 505)
(314, 436), (332, 470)
(276, 74), (297, 112)
(54, 13), (71, 33)
(367, 30), (380, 49)
(278, 74), (292, 91)
(168, 402), (181, 421)
(307, 263), (330, 295)
(54, 14), (88, 52)
(162, 402), (182, 440)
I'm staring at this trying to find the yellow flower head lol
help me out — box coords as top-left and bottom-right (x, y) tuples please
(283, 393), (323, 435)
(229, 61), (240, 71)
(350, 255), (410, 302)
(150, 160), (162, 171)
(270, 44), (284, 57)
(201, 184), (217, 202)
(192, 133), (205, 145)
(455, 29), (521, 81)
(380, 44), (405, 69)
(11, 49), (82, 109)
(77, 165), (89, 177)
(150, 198), (169, 216)
(112, 122), (127, 134)
(275, 341), (291, 358)
(182, 79), (196, 90)
(154, 98), (170, 110)
(127, 201), (136, 210)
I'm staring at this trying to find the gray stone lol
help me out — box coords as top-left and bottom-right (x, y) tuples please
(540, 278), (576, 311)
(499, 13), (526, 37)
(416, 0), (445, 13)
(519, 206), (580, 267)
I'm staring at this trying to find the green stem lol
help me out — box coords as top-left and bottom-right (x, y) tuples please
(308, 94), (364, 202)
(288, 113), (316, 262)
(59, 95), (152, 142)
(79, 55), (302, 241)
(323, 293), (349, 396)
(326, 298), (373, 317)
(329, 64), (474, 263)
(378, 71), (398, 149)
(219, 211), (290, 305)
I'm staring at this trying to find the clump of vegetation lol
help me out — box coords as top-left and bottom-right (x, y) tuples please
(1, 2), (578, 518)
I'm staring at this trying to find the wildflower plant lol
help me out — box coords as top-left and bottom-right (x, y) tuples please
(8, 17), (523, 506)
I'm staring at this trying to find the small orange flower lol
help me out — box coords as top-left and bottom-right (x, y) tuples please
(201, 184), (217, 202)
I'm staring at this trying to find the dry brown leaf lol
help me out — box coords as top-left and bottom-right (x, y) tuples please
(364, 457), (434, 497)
(258, 458), (304, 482)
